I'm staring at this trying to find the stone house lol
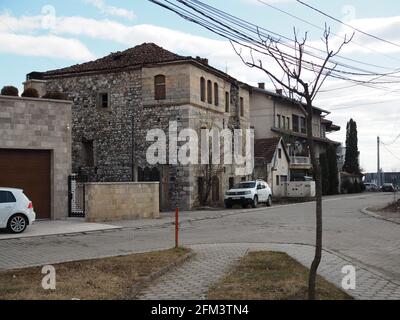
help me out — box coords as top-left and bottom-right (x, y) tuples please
(250, 84), (340, 181)
(0, 94), (72, 219)
(254, 137), (290, 197)
(26, 43), (251, 211)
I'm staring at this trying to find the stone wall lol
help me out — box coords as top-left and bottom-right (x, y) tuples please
(45, 69), (141, 182)
(84, 182), (160, 222)
(0, 95), (72, 219)
(45, 61), (252, 211)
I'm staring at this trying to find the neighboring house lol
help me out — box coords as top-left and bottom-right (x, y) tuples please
(25, 43), (251, 210)
(254, 137), (290, 197)
(250, 83), (341, 181)
(0, 94), (72, 220)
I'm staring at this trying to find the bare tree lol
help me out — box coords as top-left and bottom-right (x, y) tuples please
(233, 26), (353, 299)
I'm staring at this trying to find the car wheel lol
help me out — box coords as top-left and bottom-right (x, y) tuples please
(251, 196), (258, 208)
(266, 195), (272, 207)
(7, 214), (28, 234)
(225, 202), (232, 209)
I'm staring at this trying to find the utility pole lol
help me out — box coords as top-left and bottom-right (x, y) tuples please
(377, 136), (381, 187)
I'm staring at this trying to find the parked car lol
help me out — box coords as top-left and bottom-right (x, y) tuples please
(0, 188), (35, 233)
(381, 183), (396, 192)
(224, 180), (272, 208)
(364, 182), (379, 192)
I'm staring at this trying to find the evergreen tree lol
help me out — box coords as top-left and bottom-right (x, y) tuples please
(343, 119), (360, 174)
(327, 144), (339, 195)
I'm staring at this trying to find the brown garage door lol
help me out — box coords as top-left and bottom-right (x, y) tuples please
(0, 149), (51, 219)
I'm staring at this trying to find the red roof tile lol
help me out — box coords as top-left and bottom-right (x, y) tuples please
(44, 43), (191, 77)
(254, 137), (281, 163)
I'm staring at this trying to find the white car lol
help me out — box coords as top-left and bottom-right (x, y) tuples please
(224, 180), (272, 208)
(0, 188), (36, 233)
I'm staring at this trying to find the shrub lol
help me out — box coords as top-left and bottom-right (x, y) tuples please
(341, 180), (354, 194)
(42, 91), (67, 100)
(21, 88), (39, 98)
(1, 85), (19, 96)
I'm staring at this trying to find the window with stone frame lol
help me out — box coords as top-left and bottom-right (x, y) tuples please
(300, 116), (307, 134)
(214, 82), (219, 106)
(207, 80), (212, 104)
(97, 92), (109, 109)
(240, 97), (244, 117)
(292, 114), (299, 132)
(82, 140), (94, 167)
(225, 91), (230, 112)
(200, 77), (206, 102)
(154, 75), (166, 100)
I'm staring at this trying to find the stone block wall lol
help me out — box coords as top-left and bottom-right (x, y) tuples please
(45, 69), (142, 182)
(84, 182), (160, 222)
(0, 95), (72, 219)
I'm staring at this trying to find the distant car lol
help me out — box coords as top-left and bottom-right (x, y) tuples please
(364, 182), (379, 192)
(381, 183), (396, 192)
(224, 180), (272, 208)
(0, 188), (36, 233)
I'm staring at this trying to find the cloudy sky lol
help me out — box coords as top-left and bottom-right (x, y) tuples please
(1, 0), (400, 172)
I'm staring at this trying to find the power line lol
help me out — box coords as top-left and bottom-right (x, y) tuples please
(382, 143), (400, 162)
(148, 0), (400, 93)
(257, 0), (400, 66)
(296, 0), (400, 49)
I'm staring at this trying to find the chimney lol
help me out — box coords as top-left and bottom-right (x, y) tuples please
(24, 72), (47, 97)
(258, 82), (265, 89)
(276, 89), (283, 95)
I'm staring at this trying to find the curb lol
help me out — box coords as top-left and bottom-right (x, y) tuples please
(0, 226), (123, 242)
(130, 250), (196, 299)
(361, 208), (400, 226)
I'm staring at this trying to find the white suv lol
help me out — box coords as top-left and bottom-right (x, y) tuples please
(0, 188), (36, 233)
(224, 180), (272, 208)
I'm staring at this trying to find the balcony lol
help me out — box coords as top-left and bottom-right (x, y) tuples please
(290, 156), (311, 165)
(290, 156), (312, 169)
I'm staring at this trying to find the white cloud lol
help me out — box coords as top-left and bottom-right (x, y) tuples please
(0, 32), (95, 60)
(84, 0), (135, 20)
(1, 11), (399, 171)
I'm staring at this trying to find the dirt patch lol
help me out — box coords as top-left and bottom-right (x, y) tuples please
(207, 251), (352, 300)
(369, 199), (400, 220)
(0, 247), (190, 300)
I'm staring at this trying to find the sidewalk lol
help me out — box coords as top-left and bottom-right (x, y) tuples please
(138, 243), (400, 300)
(0, 219), (121, 240)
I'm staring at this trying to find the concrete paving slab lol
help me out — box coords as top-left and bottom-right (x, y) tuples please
(0, 219), (121, 240)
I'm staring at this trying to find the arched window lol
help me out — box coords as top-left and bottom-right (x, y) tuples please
(200, 77), (206, 102)
(225, 91), (230, 113)
(154, 75), (166, 100)
(240, 97), (244, 117)
(214, 83), (219, 106)
(207, 80), (212, 104)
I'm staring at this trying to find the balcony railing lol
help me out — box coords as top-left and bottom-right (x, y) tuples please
(290, 156), (311, 165)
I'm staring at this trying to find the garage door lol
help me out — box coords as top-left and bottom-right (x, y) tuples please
(0, 149), (51, 219)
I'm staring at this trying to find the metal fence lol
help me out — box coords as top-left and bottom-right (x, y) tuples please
(68, 174), (86, 217)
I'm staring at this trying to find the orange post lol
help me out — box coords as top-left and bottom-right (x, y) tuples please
(175, 207), (179, 248)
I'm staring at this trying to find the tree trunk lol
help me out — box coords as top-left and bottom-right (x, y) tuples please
(305, 100), (323, 300)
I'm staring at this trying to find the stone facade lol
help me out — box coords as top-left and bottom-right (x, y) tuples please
(84, 182), (159, 222)
(43, 60), (251, 210)
(0, 95), (72, 219)
(45, 69), (141, 182)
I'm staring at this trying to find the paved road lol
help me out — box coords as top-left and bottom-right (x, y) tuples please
(0, 192), (399, 298)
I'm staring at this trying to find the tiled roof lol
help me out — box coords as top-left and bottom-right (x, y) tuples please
(254, 137), (281, 163)
(43, 43), (191, 77)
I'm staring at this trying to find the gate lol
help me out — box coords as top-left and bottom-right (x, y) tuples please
(68, 174), (86, 217)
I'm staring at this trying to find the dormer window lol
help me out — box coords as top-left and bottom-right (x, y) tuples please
(154, 75), (166, 100)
